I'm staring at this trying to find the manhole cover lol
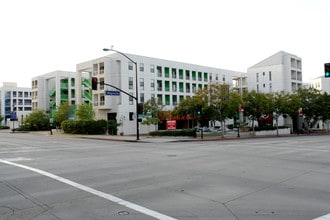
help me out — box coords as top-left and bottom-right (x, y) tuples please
(118, 210), (129, 215)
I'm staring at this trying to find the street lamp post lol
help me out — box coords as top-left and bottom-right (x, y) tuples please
(103, 47), (139, 140)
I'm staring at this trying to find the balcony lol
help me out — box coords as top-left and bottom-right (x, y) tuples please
(83, 90), (92, 101)
(60, 94), (68, 101)
(82, 78), (91, 88)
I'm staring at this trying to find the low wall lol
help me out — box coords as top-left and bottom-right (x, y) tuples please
(253, 128), (291, 136)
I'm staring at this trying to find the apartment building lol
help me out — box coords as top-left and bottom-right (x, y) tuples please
(76, 53), (244, 135)
(247, 51), (303, 93)
(310, 76), (330, 94)
(31, 71), (90, 119)
(0, 82), (32, 127)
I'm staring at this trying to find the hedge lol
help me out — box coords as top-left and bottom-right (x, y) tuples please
(149, 129), (196, 137)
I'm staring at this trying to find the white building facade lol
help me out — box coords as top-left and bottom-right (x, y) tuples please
(76, 53), (244, 135)
(0, 82), (32, 127)
(247, 51), (302, 93)
(310, 76), (330, 94)
(31, 71), (90, 119)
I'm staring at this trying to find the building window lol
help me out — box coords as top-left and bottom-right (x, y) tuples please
(256, 73), (259, 82)
(165, 67), (170, 78)
(222, 75), (226, 82)
(129, 77), (133, 89)
(192, 71), (197, 80)
(140, 78), (144, 90)
(172, 68), (177, 79)
(172, 95), (178, 106)
(269, 83), (272, 93)
(165, 95), (170, 105)
(172, 82), (177, 92)
(192, 83), (196, 93)
(263, 72), (265, 76)
(269, 71), (272, 81)
(140, 93), (144, 103)
(139, 63), (144, 72)
(256, 84), (259, 93)
(100, 95), (105, 106)
(185, 70), (190, 80)
(198, 72), (202, 81)
(150, 79), (155, 91)
(157, 94), (163, 105)
(204, 72), (208, 82)
(150, 64), (155, 73)
(128, 62), (133, 70)
(157, 66), (162, 77)
(215, 74), (219, 81)
(186, 83), (190, 93)
(179, 69), (184, 79)
(129, 93), (134, 105)
(157, 80), (162, 91)
(129, 112), (134, 121)
(165, 81), (170, 92)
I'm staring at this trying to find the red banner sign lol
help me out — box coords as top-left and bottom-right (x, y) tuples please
(166, 120), (176, 130)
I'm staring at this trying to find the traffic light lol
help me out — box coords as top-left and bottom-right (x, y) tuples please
(196, 105), (202, 115)
(92, 77), (98, 90)
(325, 63), (330, 78)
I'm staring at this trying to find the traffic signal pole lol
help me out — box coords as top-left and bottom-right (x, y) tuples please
(103, 48), (139, 140)
(92, 78), (140, 140)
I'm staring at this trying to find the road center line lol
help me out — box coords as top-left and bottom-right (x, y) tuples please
(0, 159), (178, 220)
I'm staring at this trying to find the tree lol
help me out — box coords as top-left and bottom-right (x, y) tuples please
(141, 99), (163, 135)
(280, 92), (301, 133)
(172, 96), (204, 128)
(76, 103), (95, 120)
(243, 90), (273, 134)
(200, 83), (232, 137)
(297, 88), (321, 128)
(22, 110), (49, 131)
(0, 115), (4, 126)
(319, 92), (330, 129)
(54, 102), (71, 127)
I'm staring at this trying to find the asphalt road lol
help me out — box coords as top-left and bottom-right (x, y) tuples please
(1, 130), (330, 220)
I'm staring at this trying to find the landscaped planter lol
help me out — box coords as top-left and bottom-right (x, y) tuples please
(253, 128), (290, 136)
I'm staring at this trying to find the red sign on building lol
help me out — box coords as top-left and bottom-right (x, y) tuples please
(166, 120), (176, 130)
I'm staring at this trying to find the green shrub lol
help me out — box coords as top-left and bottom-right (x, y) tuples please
(62, 120), (107, 134)
(149, 129), (196, 137)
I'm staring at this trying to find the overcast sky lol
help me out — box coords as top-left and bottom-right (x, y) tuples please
(1, 0), (329, 87)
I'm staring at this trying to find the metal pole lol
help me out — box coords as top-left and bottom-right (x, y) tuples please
(135, 62), (140, 140)
(103, 48), (139, 140)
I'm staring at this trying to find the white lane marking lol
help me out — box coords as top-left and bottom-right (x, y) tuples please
(313, 214), (330, 220)
(0, 159), (178, 220)
(2, 157), (32, 162)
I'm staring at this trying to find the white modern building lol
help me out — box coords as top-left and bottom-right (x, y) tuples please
(247, 51), (303, 93)
(0, 82), (32, 127)
(31, 70), (90, 119)
(76, 53), (244, 135)
(310, 76), (330, 94)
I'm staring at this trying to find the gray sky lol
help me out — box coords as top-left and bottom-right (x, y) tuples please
(1, 0), (329, 87)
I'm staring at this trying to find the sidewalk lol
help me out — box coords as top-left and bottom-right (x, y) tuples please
(5, 129), (328, 143)
(36, 129), (268, 143)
